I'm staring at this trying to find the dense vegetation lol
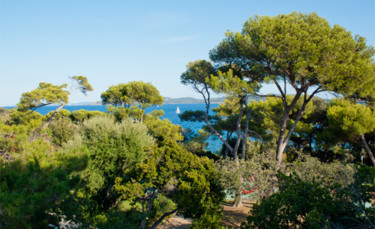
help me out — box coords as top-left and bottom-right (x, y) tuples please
(1, 12), (375, 228)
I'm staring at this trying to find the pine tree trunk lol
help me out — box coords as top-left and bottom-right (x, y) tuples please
(232, 188), (243, 207)
(140, 189), (158, 229)
(241, 105), (251, 160)
(44, 103), (66, 128)
(232, 104), (244, 163)
(276, 94), (309, 170)
(149, 209), (178, 229)
(361, 134), (375, 167)
(276, 114), (289, 170)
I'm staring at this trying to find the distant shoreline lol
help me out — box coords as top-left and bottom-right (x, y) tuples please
(1, 96), (265, 107)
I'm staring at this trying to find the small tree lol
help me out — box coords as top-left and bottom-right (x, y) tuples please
(101, 81), (163, 122)
(17, 76), (93, 127)
(113, 140), (225, 229)
(241, 173), (364, 229)
(325, 99), (375, 167)
(181, 61), (258, 163)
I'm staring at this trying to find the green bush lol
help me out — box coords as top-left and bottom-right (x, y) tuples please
(44, 109), (71, 121)
(66, 116), (154, 207)
(0, 136), (87, 228)
(48, 117), (77, 146)
(70, 109), (107, 122)
(292, 155), (356, 188)
(148, 194), (176, 224)
(0, 122), (29, 157)
(0, 107), (11, 123)
(9, 109), (43, 128)
(191, 209), (228, 229)
(241, 172), (370, 229)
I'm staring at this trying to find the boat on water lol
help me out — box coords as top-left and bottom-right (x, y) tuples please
(176, 106), (180, 114)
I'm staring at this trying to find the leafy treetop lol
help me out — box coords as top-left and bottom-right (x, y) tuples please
(18, 82), (69, 111)
(17, 76), (93, 111)
(209, 12), (375, 168)
(101, 81), (164, 110)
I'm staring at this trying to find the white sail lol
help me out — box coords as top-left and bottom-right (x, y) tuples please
(176, 106), (180, 114)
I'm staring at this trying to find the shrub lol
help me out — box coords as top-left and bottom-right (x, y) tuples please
(241, 172), (372, 229)
(9, 109), (43, 128)
(44, 109), (71, 121)
(0, 136), (87, 228)
(292, 155), (356, 188)
(70, 109), (107, 122)
(66, 116), (154, 207)
(48, 117), (77, 146)
(148, 194), (176, 225)
(0, 107), (11, 123)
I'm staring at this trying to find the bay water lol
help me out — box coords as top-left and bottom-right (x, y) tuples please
(24, 104), (222, 152)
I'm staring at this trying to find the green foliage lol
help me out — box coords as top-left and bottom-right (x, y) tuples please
(0, 125), (87, 228)
(102, 81), (163, 122)
(207, 11), (375, 167)
(106, 105), (130, 121)
(316, 98), (375, 166)
(101, 81), (163, 110)
(15, 76), (93, 132)
(70, 109), (107, 122)
(180, 128), (220, 160)
(209, 69), (258, 96)
(101, 83), (132, 107)
(17, 82), (69, 111)
(215, 146), (357, 206)
(216, 153), (280, 201)
(126, 81), (164, 110)
(71, 75), (94, 95)
(351, 165), (375, 227)
(48, 117), (77, 146)
(179, 109), (206, 122)
(238, 12), (374, 98)
(144, 114), (184, 144)
(181, 60), (215, 88)
(356, 163), (375, 190)
(325, 98), (375, 141)
(211, 97), (243, 136)
(148, 194), (176, 224)
(70, 116), (154, 199)
(106, 105), (145, 122)
(241, 173), (359, 229)
(9, 109), (43, 128)
(45, 109), (71, 120)
(292, 155), (356, 188)
(0, 121), (29, 159)
(191, 209), (227, 229)
(0, 107), (11, 123)
(113, 140), (225, 227)
(248, 96), (315, 143)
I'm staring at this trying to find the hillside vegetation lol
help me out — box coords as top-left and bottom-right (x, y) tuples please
(1, 12), (375, 229)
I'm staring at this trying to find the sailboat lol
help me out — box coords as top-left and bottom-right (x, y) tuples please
(176, 106), (180, 114)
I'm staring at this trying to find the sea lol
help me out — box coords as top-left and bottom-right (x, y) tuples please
(4, 104), (223, 152)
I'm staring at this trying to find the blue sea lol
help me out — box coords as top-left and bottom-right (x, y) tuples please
(5, 104), (223, 152)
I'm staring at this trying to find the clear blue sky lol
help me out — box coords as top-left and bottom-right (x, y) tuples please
(1, 0), (374, 106)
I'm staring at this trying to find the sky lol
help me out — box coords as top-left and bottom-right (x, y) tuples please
(0, 0), (374, 106)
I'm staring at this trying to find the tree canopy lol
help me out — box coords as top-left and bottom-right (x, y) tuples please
(18, 82), (69, 111)
(101, 81), (164, 122)
(101, 81), (163, 110)
(325, 99), (375, 167)
(18, 76), (93, 111)
(201, 12), (375, 168)
(17, 76), (93, 128)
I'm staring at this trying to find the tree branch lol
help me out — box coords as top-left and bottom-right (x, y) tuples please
(149, 208), (178, 229)
(254, 94), (282, 99)
(273, 79), (285, 99)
